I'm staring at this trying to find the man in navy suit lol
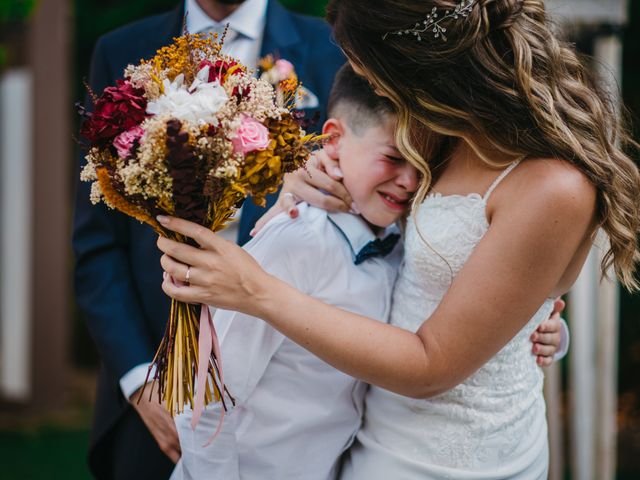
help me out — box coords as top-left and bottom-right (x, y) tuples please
(73, 1), (344, 478)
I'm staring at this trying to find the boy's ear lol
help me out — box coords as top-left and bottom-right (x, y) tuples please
(321, 118), (344, 161)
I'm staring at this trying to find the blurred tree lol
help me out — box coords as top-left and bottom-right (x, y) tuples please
(280, 0), (326, 17)
(0, 0), (37, 70)
(0, 0), (37, 22)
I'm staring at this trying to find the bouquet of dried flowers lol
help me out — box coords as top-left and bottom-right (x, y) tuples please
(78, 32), (319, 426)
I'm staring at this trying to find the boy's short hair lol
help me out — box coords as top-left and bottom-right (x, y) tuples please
(327, 64), (394, 135)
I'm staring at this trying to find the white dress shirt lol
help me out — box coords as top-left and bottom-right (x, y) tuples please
(119, 0), (270, 399)
(185, 0), (267, 71)
(170, 204), (403, 480)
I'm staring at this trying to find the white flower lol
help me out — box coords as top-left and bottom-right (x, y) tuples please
(260, 68), (281, 85)
(89, 182), (103, 205)
(146, 69), (228, 125)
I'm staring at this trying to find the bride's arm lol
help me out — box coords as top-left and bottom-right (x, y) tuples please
(158, 162), (596, 398)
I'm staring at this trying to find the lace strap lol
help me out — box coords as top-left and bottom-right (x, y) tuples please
(483, 159), (522, 201)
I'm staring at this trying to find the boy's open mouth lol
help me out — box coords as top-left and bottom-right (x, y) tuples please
(378, 191), (410, 210)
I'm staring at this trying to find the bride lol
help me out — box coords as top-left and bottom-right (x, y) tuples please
(156, 0), (640, 478)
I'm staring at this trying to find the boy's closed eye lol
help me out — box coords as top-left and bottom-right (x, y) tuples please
(383, 154), (405, 164)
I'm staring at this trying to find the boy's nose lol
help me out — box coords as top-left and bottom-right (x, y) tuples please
(396, 163), (419, 192)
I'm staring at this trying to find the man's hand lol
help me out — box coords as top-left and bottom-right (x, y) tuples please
(531, 298), (566, 367)
(130, 382), (181, 463)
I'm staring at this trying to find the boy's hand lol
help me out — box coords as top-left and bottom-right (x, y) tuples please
(531, 298), (566, 367)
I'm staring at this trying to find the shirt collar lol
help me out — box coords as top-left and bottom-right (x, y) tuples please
(185, 0), (267, 40)
(327, 212), (398, 262)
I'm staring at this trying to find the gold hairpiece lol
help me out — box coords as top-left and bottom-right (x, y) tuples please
(383, 0), (476, 42)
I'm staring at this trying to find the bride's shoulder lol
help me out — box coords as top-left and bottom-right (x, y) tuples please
(492, 158), (597, 222)
(523, 157), (594, 200)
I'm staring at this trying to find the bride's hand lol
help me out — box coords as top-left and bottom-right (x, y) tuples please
(157, 216), (269, 317)
(251, 148), (353, 235)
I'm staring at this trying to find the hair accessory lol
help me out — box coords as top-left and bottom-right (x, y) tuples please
(383, 0), (476, 42)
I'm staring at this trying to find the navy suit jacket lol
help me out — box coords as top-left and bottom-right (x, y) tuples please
(73, 0), (344, 469)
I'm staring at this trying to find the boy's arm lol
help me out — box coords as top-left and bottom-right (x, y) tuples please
(173, 306), (286, 480)
(174, 215), (315, 478)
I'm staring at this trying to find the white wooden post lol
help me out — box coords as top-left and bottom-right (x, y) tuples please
(596, 268), (619, 480)
(593, 32), (623, 480)
(0, 68), (34, 401)
(569, 249), (599, 480)
(545, 363), (564, 480)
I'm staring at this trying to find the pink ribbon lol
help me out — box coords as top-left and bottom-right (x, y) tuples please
(192, 304), (227, 445)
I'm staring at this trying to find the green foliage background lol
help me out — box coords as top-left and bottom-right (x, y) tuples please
(0, 0), (37, 22)
(0, 0), (37, 69)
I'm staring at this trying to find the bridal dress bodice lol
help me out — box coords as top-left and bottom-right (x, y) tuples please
(343, 163), (552, 479)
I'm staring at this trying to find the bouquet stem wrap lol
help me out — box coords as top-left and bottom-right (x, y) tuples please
(145, 295), (231, 432)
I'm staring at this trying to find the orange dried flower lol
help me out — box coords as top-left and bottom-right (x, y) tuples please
(96, 167), (163, 234)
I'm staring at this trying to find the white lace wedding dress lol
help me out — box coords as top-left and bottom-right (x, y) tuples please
(342, 162), (553, 479)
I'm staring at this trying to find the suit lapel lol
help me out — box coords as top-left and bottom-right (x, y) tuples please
(157, 2), (186, 50)
(165, 2), (186, 38)
(260, 1), (306, 80)
(124, 2), (185, 67)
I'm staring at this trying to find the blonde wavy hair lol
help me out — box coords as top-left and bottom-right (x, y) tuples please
(327, 0), (640, 290)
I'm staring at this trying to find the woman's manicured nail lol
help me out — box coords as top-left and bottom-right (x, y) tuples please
(350, 202), (361, 214)
(250, 228), (257, 237)
(157, 215), (169, 225)
(288, 207), (299, 219)
(332, 167), (344, 178)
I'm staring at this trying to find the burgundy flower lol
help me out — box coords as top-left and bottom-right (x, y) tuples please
(199, 59), (243, 85)
(231, 85), (251, 103)
(80, 80), (147, 146)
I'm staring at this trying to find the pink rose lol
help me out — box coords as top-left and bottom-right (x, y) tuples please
(231, 115), (270, 155)
(113, 125), (144, 159)
(274, 59), (294, 79)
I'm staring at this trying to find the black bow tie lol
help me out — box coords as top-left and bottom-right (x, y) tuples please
(354, 233), (401, 265)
